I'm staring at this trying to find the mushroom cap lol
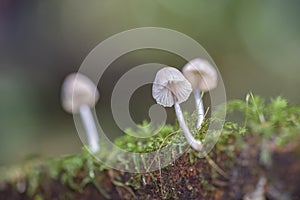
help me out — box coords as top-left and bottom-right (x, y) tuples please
(152, 67), (192, 107)
(61, 73), (100, 113)
(182, 58), (217, 91)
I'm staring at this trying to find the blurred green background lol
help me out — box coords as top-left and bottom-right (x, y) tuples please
(0, 0), (300, 165)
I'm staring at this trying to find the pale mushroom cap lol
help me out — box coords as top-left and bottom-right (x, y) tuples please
(152, 67), (192, 107)
(61, 73), (100, 113)
(182, 58), (218, 91)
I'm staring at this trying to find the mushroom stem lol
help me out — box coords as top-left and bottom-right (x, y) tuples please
(174, 102), (202, 151)
(194, 89), (205, 129)
(79, 104), (100, 153)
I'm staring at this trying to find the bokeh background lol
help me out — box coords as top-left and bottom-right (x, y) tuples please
(1, 0), (300, 165)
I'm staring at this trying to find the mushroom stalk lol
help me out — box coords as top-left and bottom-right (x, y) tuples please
(174, 102), (202, 151)
(194, 89), (204, 129)
(182, 58), (218, 129)
(152, 67), (203, 151)
(61, 73), (101, 153)
(79, 104), (100, 153)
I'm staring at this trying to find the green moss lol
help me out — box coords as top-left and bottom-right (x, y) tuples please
(226, 93), (300, 166)
(0, 147), (107, 199)
(227, 94), (300, 142)
(114, 121), (176, 153)
(1, 94), (300, 198)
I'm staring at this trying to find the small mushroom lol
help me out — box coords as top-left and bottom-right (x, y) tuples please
(152, 67), (202, 151)
(61, 73), (100, 153)
(182, 58), (217, 128)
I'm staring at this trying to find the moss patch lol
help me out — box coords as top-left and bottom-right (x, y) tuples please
(1, 94), (300, 199)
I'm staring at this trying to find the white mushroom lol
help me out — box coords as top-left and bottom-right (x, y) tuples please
(61, 73), (100, 153)
(152, 67), (202, 151)
(182, 58), (217, 128)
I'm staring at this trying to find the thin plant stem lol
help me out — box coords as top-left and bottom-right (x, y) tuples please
(205, 155), (228, 178)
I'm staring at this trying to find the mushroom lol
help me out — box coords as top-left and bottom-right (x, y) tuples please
(61, 73), (100, 153)
(182, 58), (217, 128)
(152, 67), (202, 151)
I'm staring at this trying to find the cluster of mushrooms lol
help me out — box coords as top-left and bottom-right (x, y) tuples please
(61, 58), (217, 153)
